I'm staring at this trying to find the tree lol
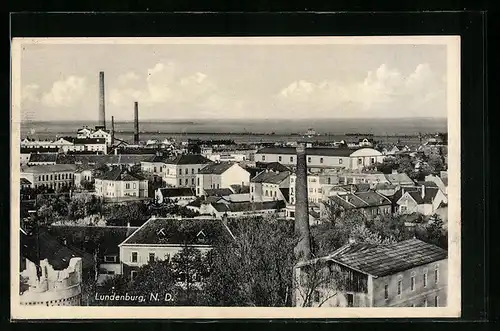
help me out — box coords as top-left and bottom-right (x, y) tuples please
(202, 216), (297, 307)
(294, 259), (348, 307)
(171, 245), (204, 303)
(127, 260), (178, 306)
(81, 180), (95, 191)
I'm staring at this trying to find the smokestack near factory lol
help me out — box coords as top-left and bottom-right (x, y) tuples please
(98, 71), (106, 129)
(294, 143), (312, 262)
(111, 115), (115, 146)
(133, 101), (139, 144)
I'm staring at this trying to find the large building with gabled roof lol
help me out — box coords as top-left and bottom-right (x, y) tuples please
(118, 217), (232, 280)
(162, 154), (212, 188)
(94, 167), (148, 199)
(294, 238), (448, 308)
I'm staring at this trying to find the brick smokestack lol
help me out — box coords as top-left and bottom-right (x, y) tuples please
(294, 143), (311, 261)
(98, 71), (106, 129)
(133, 101), (139, 144)
(111, 115), (115, 146)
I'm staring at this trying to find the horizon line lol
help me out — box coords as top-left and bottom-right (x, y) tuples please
(23, 116), (448, 123)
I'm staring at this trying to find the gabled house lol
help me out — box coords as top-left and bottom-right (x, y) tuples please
(162, 154), (212, 188)
(196, 161), (250, 197)
(396, 185), (448, 216)
(94, 167), (148, 199)
(295, 239), (447, 307)
(250, 169), (291, 202)
(118, 217), (230, 280)
(324, 191), (392, 219)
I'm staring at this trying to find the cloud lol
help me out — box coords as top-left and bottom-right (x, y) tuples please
(277, 63), (446, 118)
(109, 62), (243, 118)
(21, 84), (41, 104)
(41, 76), (87, 107)
(117, 71), (140, 85)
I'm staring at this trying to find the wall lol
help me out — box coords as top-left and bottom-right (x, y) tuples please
(163, 164), (207, 188)
(372, 259), (448, 307)
(21, 170), (74, 189)
(256, 152), (350, 169)
(221, 164), (250, 188)
(349, 155), (385, 170)
(120, 244), (212, 276)
(20, 257), (82, 306)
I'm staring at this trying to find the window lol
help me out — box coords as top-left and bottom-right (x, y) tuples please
(410, 276), (415, 291)
(339, 159), (343, 164)
(434, 296), (439, 307)
(290, 156), (293, 162)
(184, 168), (188, 175)
(179, 169), (182, 175)
(434, 266), (439, 284)
(274, 191), (277, 197)
(397, 280), (402, 295)
(185, 179), (189, 185)
(358, 158), (363, 165)
(423, 272), (428, 288)
(133, 183), (137, 189)
(179, 179), (182, 186)
(320, 157), (324, 164)
(192, 178), (195, 185)
(371, 157), (375, 164)
(160, 167), (162, 172)
(262, 155), (265, 161)
(197, 178), (200, 186)
(251, 186), (254, 193)
(265, 190), (268, 197)
(126, 183), (130, 189)
(131, 270), (137, 280)
(290, 187), (293, 194)
(278, 156), (282, 162)
(197, 188), (200, 195)
(308, 157), (311, 163)
(384, 284), (389, 300)
(104, 255), (117, 263)
(191, 168), (195, 174)
(149, 253), (155, 263)
(347, 293), (354, 307)
(154, 167), (157, 172)
(131, 252), (138, 263)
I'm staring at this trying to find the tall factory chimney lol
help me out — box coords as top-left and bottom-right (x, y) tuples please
(294, 143), (312, 262)
(111, 115), (115, 146)
(133, 101), (139, 144)
(99, 71), (106, 129)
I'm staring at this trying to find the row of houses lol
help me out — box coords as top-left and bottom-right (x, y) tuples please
(20, 216), (447, 307)
(21, 137), (108, 154)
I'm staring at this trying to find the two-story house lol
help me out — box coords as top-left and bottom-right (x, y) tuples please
(162, 154), (212, 188)
(396, 185), (448, 216)
(94, 167), (148, 199)
(295, 238), (447, 307)
(250, 169), (291, 203)
(325, 190), (393, 220)
(196, 161), (250, 197)
(118, 217), (231, 280)
(20, 164), (77, 190)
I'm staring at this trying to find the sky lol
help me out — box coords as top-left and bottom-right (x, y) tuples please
(19, 39), (449, 122)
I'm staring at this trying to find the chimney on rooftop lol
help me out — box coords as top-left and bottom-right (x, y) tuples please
(134, 101), (139, 144)
(111, 115), (115, 146)
(294, 143), (311, 262)
(98, 71), (106, 129)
